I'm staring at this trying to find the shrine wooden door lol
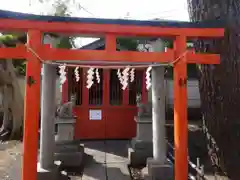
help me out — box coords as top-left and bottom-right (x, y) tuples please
(63, 67), (146, 139)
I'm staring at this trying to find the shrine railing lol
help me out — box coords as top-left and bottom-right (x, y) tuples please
(167, 141), (207, 180)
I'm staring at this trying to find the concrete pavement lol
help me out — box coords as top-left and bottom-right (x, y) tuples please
(1, 140), (131, 180)
(79, 140), (131, 180)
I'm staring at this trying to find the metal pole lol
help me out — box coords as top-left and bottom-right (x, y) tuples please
(39, 63), (57, 169)
(151, 39), (167, 162)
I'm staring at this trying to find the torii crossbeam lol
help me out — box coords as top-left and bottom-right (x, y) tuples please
(0, 10), (224, 180)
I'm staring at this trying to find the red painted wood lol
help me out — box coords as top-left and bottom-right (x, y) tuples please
(187, 52), (220, 64)
(104, 106), (137, 139)
(0, 18), (224, 37)
(22, 30), (41, 180)
(72, 69), (137, 140)
(40, 46), (175, 63)
(174, 36), (188, 180)
(74, 105), (137, 139)
(74, 106), (106, 139)
(0, 45), (220, 65)
(105, 34), (116, 51)
(103, 69), (110, 105)
(0, 45), (26, 59)
(82, 68), (89, 106)
(123, 89), (129, 106)
(62, 79), (68, 103)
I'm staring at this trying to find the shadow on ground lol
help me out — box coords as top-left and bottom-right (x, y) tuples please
(69, 140), (131, 180)
(82, 140), (130, 158)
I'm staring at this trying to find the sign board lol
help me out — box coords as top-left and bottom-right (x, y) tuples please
(89, 110), (102, 120)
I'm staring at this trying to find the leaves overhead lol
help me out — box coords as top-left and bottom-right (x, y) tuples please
(117, 38), (138, 51)
(0, 0), (77, 75)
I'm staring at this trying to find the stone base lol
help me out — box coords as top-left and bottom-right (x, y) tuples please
(37, 162), (69, 180)
(144, 158), (173, 180)
(128, 140), (153, 167)
(54, 144), (85, 168)
(55, 137), (79, 145)
(55, 143), (83, 152)
(55, 136), (76, 144)
(55, 120), (75, 142)
(131, 139), (152, 150)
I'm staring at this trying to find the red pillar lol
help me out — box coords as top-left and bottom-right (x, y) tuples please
(123, 83), (129, 105)
(173, 35), (188, 180)
(82, 68), (89, 106)
(103, 69), (110, 106)
(62, 78), (69, 103)
(105, 34), (116, 51)
(22, 30), (42, 180)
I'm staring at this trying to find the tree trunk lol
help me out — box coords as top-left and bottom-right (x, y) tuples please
(6, 60), (24, 139)
(188, 0), (240, 179)
(0, 85), (12, 139)
(0, 60), (23, 140)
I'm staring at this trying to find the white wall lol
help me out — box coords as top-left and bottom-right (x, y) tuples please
(147, 79), (201, 109)
(165, 79), (201, 108)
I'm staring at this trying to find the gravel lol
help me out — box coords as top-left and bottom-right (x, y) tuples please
(0, 140), (22, 180)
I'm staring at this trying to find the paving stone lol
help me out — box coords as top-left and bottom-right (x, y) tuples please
(83, 141), (106, 164)
(105, 162), (131, 180)
(105, 140), (129, 163)
(81, 163), (106, 180)
(81, 140), (131, 180)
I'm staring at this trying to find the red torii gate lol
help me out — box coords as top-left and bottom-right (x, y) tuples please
(0, 10), (224, 180)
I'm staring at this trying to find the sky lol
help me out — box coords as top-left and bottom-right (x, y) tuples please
(0, 0), (189, 20)
(0, 0), (190, 46)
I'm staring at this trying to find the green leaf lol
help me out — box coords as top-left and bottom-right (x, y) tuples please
(57, 36), (73, 49)
(117, 38), (138, 50)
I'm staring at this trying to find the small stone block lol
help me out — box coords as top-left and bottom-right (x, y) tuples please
(37, 162), (69, 180)
(37, 168), (58, 180)
(56, 123), (75, 141)
(132, 139), (153, 151)
(55, 144), (84, 153)
(55, 138), (80, 145)
(146, 158), (174, 180)
(55, 151), (84, 167)
(128, 147), (153, 167)
(59, 172), (70, 180)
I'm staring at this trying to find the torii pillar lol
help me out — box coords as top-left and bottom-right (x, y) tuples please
(151, 39), (167, 162)
(37, 35), (63, 180)
(173, 35), (188, 180)
(146, 39), (173, 180)
(22, 30), (42, 180)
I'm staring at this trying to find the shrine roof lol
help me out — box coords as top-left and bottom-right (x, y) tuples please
(0, 9), (225, 28)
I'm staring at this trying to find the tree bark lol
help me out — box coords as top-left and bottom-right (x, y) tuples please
(6, 60), (24, 139)
(0, 60), (23, 140)
(188, 0), (240, 179)
(0, 86), (11, 132)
